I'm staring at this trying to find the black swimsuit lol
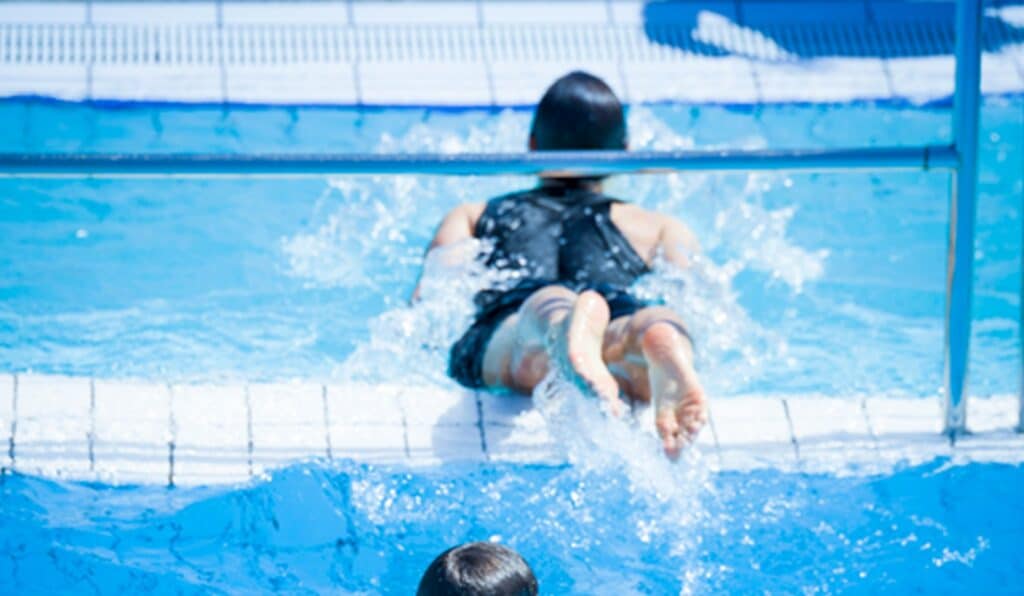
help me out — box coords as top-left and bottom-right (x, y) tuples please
(448, 182), (652, 388)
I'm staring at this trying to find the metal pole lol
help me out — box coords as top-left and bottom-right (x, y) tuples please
(944, 0), (983, 439)
(0, 146), (958, 177)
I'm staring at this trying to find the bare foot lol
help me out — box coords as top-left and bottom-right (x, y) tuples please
(641, 321), (707, 459)
(554, 291), (625, 415)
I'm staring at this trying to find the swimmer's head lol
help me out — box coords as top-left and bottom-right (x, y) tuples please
(530, 71), (627, 151)
(416, 542), (539, 596)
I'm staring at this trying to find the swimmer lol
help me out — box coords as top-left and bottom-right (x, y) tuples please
(417, 71), (707, 459)
(417, 542), (538, 596)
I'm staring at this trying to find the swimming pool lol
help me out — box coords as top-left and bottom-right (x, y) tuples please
(1, 96), (1022, 592)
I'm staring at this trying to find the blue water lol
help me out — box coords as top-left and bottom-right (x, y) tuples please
(2, 460), (1022, 594)
(1, 98), (1021, 397)
(1, 97), (1022, 593)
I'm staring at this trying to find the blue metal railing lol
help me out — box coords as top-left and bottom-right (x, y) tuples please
(0, 146), (958, 177)
(0, 1), (1009, 437)
(945, 0), (983, 439)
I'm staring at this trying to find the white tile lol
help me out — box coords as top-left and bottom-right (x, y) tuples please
(952, 433), (1024, 465)
(482, 1), (610, 24)
(785, 397), (879, 473)
(483, 401), (561, 463)
(607, 0), (644, 24)
(171, 461), (252, 486)
(400, 384), (479, 427)
(325, 383), (406, 462)
(623, 57), (759, 104)
(0, 2), (87, 23)
(352, 1), (477, 24)
(982, 52), (1024, 95)
(1, 374), (12, 469)
(406, 424), (485, 463)
(324, 382), (403, 426)
(864, 396), (943, 437)
(966, 395), (1018, 434)
(225, 64), (358, 104)
(490, 60), (623, 105)
(331, 423), (407, 462)
(887, 55), (954, 104)
(223, 2), (350, 25)
(864, 396), (950, 465)
(90, 2), (218, 24)
(710, 396), (795, 469)
(0, 67), (89, 101)
(249, 382), (328, 467)
(93, 380), (171, 486)
(90, 66), (224, 102)
(710, 396), (793, 445)
(14, 374), (92, 477)
(359, 61), (492, 105)
(171, 384), (249, 485)
(754, 58), (891, 103)
(786, 397), (872, 442)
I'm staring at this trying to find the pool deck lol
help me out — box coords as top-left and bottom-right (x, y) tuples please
(1, 373), (1021, 486)
(1, 0), (1023, 106)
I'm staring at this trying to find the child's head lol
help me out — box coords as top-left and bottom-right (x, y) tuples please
(530, 70), (627, 151)
(416, 542), (538, 596)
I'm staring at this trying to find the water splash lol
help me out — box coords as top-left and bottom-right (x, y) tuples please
(282, 105), (825, 395)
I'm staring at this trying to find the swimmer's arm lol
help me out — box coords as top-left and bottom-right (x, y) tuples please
(656, 215), (701, 269)
(411, 202), (485, 303)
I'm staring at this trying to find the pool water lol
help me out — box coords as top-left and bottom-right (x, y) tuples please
(0, 97), (1022, 593)
(2, 460), (1022, 594)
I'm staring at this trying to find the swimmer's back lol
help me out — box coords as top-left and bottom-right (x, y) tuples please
(427, 190), (699, 273)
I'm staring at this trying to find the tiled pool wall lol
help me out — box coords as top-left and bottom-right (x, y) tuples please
(1, 0), (1022, 106)
(2, 373), (1021, 485)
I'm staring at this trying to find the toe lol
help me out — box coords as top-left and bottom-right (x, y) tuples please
(656, 409), (682, 459)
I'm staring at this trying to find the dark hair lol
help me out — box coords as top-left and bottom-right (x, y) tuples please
(416, 542), (539, 596)
(530, 71), (627, 151)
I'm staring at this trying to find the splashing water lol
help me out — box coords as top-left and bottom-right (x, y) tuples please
(282, 106), (826, 398)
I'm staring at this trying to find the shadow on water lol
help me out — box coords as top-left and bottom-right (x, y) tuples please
(642, 0), (1024, 58)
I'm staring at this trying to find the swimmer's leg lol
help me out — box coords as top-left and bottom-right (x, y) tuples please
(556, 290), (623, 412)
(602, 307), (707, 459)
(480, 286), (623, 413)
(480, 285), (577, 391)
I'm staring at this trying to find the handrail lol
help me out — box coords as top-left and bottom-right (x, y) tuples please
(0, 146), (958, 177)
(944, 0), (984, 440)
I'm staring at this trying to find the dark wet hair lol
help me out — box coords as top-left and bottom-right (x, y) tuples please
(530, 71), (627, 151)
(416, 542), (539, 596)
